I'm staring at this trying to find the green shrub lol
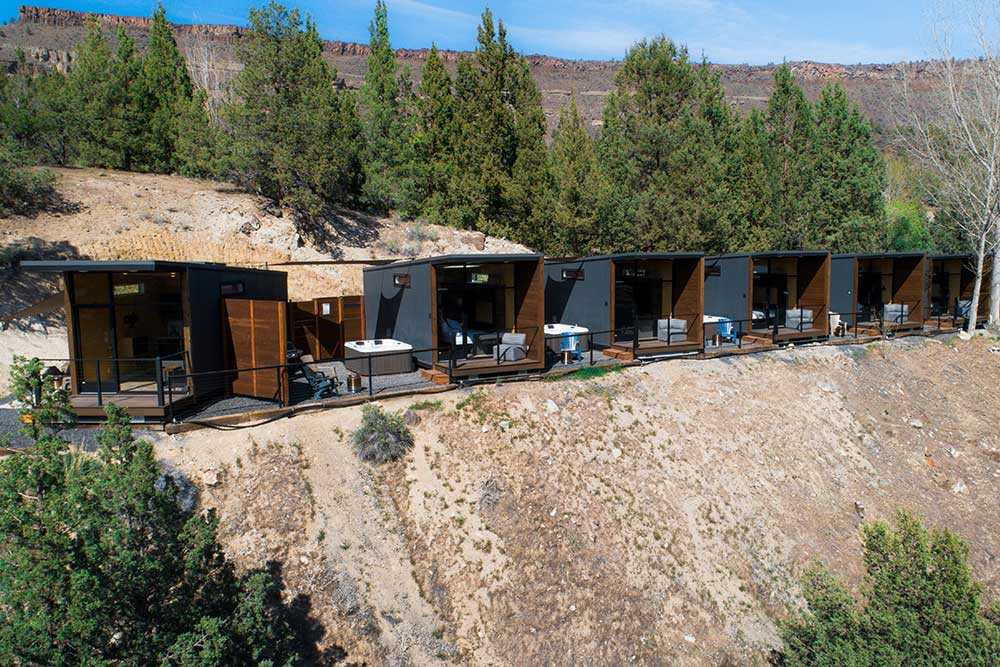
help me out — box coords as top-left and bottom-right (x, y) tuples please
(352, 404), (414, 464)
(777, 511), (1000, 667)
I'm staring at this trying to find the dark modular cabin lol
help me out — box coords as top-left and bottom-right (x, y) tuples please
(926, 254), (992, 325)
(22, 260), (288, 422)
(830, 253), (926, 332)
(704, 251), (831, 343)
(363, 254), (545, 378)
(545, 253), (705, 358)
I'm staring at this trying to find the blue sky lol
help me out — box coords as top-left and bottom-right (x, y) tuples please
(1, 0), (950, 64)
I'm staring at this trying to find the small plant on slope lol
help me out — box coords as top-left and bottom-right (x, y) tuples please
(352, 404), (414, 464)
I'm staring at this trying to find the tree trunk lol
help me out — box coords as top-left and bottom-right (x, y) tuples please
(968, 232), (988, 335)
(991, 225), (1000, 326)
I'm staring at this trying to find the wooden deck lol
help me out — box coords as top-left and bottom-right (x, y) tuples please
(744, 326), (828, 344)
(70, 391), (192, 419)
(433, 356), (544, 378)
(608, 338), (702, 360)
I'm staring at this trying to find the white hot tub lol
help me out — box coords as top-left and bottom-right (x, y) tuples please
(345, 339), (414, 376)
(544, 323), (590, 354)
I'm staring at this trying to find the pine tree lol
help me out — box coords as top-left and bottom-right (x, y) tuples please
(66, 16), (114, 166)
(224, 2), (365, 219)
(105, 27), (145, 171)
(140, 3), (197, 172)
(550, 95), (601, 255)
(726, 110), (777, 251)
(447, 10), (553, 248)
(360, 0), (415, 213)
(811, 82), (887, 251)
(765, 64), (816, 249)
(597, 38), (732, 252)
(413, 43), (456, 223)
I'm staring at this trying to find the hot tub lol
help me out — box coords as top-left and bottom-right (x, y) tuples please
(544, 323), (590, 354)
(345, 339), (414, 376)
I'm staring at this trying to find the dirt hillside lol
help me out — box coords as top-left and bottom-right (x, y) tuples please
(153, 335), (1000, 666)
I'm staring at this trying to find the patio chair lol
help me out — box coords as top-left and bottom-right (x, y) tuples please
(882, 303), (909, 325)
(656, 318), (687, 343)
(493, 333), (528, 362)
(785, 309), (814, 331)
(296, 354), (339, 400)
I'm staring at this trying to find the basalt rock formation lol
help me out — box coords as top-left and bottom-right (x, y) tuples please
(3, 5), (936, 135)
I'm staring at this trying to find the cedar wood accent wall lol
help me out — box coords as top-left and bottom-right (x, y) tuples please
(892, 256), (926, 323)
(514, 259), (546, 364)
(291, 295), (365, 360)
(798, 254), (831, 336)
(223, 298), (288, 404)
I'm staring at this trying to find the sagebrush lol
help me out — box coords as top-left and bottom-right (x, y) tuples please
(352, 404), (414, 464)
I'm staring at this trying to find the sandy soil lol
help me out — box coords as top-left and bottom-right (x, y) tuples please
(1, 168), (528, 301)
(154, 335), (1000, 666)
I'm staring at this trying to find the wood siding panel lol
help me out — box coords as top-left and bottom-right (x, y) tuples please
(224, 298), (288, 403)
(514, 259), (546, 365)
(290, 295), (365, 360)
(892, 256), (925, 323)
(673, 257), (705, 345)
(798, 254), (831, 336)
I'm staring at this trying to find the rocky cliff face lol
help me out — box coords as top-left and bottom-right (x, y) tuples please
(4, 5), (937, 133)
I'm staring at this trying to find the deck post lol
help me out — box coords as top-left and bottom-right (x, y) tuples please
(96, 359), (103, 407)
(448, 341), (454, 384)
(276, 366), (284, 407)
(589, 332), (594, 366)
(632, 326), (638, 358)
(155, 357), (164, 407)
(367, 354), (373, 397)
(166, 370), (174, 423)
(771, 306), (779, 344)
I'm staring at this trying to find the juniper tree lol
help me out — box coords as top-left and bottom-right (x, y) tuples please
(726, 110), (777, 251)
(812, 82), (886, 251)
(765, 64), (817, 249)
(550, 95), (601, 255)
(224, 2), (365, 218)
(413, 43), (456, 223)
(360, 0), (415, 213)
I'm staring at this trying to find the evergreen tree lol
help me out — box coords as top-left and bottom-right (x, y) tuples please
(550, 95), (601, 255)
(105, 27), (145, 171)
(412, 43), (456, 223)
(726, 110), (777, 251)
(779, 512), (1000, 667)
(597, 38), (732, 252)
(811, 82), (886, 251)
(765, 64), (816, 249)
(360, 0), (415, 213)
(140, 3), (198, 172)
(0, 48), (73, 166)
(66, 16), (114, 166)
(224, 2), (364, 219)
(0, 360), (302, 666)
(447, 10), (554, 248)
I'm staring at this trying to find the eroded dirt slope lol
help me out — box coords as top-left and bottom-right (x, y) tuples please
(156, 335), (1000, 666)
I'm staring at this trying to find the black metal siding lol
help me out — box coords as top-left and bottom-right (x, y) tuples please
(544, 258), (612, 347)
(704, 256), (749, 323)
(187, 267), (288, 379)
(364, 262), (433, 365)
(830, 256), (857, 324)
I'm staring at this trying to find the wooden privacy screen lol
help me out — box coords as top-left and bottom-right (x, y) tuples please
(798, 255), (831, 335)
(223, 298), (288, 403)
(891, 256), (925, 322)
(673, 257), (705, 342)
(290, 295), (365, 360)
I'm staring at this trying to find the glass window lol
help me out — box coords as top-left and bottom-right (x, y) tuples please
(72, 272), (110, 305)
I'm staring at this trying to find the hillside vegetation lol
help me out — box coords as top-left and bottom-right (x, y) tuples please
(153, 336), (1000, 666)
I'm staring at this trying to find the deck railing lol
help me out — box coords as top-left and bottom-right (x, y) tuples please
(37, 350), (189, 408)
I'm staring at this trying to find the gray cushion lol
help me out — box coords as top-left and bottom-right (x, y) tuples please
(883, 303), (909, 323)
(786, 309), (814, 330)
(656, 318), (687, 342)
(501, 332), (527, 346)
(957, 300), (973, 318)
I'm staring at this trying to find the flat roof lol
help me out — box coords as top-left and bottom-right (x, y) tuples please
(832, 252), (926, 259)
(546, 252), (703, 265)
(927, 253), (974, 260)
(705, 250), (830, 261)
(363, 253), (543, 272)
(21, 260), (285, 275)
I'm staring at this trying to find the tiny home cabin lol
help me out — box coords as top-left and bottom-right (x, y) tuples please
(704, 251), (831, 343)
(363, 254), (545, 377)
(545, 253), (705, 358)
(830, 253), (925, 332)
(22, 260), (288, 421)
(926, 254), (992, 325)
